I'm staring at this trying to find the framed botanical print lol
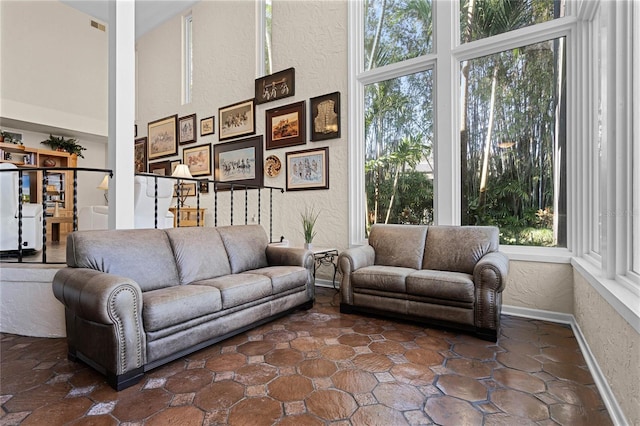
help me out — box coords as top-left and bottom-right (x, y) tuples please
(147, 114), (178, 160)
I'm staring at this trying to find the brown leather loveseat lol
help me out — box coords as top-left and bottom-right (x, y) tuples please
(338, 224), (509, 341)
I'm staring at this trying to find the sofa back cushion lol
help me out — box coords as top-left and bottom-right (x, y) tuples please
(422, 226), (499, 274)
(66, 229), (179, 291)
(217, 225), (269, 273)
(165, 227), (232, 284)
(369, 224), (428, 269)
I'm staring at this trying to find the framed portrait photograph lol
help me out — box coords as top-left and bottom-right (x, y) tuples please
(266, 101), (306, 150)
(148, 114), (178, 160)
(200, 116), (215, 136)
(183, 143), (212, 177)
(134, 137), (147, 173)
(255, 67), (295, 105)
(149, 160), (171, 176)
(218, 99), (255, 141)
(178, 114), (197, 145)
(286, 147), (329, 191)
(310, 92), (341, 141)
(214, 135), (264, 189)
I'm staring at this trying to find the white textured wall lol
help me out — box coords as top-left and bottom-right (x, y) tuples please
(0, 1), (108, 136)
(503, 261), (574, 314)
(574, 272), (640, 425)
(135, 0), (349, 253)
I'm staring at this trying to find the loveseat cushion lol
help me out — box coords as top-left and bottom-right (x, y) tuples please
(422, 226), (498, 274)
(143, 285), (223, 332)
(66, 229), (179, 292)
(406, 270), (475, 304)
(165, 227), (232, 284)
(217, 225), (268, 273)
(194, 273), (271, 309)
(248, 266), (308, 293)
(369, 224), (428, 269)
(351, 265), (415, 293)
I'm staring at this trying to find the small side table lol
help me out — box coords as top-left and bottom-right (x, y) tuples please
(48, 216), (73, 243)
(309, 247), (339, 290)
(169, 207), (206, 227)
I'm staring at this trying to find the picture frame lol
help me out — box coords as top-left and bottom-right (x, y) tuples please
(183, 143), (212, 177)
(218, 99), (255, 141)
(255, 67), (295, 105)
(170, 159), (181, 175)
(286, 147), (329, 191)
(266, 101), (306, 150)
(148, 114), (178, 160)
(173, 182), (196, 197)
(214, 135), (264, 189)
(198, 180), (209, 193)
(134, 137), (147, 173)
(200, 116), (215, 136)
(310, 92), (341, 141)
(178, 114), (197, 145)
(149, 160), (171, 176)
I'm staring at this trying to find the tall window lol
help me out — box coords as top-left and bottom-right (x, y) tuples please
(183, 14), (193, 104)
(363, 0), (434, 235)
(264, 0), (272, 75)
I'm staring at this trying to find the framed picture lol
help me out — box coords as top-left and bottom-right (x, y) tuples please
(173, 182), (196, 197)
(310, 92), (341, 141)
(134, 137), (147, 173)
(170, 159), (181, 175)
(266, 101), (306, 150)
(255, 67), (295, 105)
(178, 114), (197, 145)
(149, 160), (171, 176)
(200, 116), (215, 136)
(218, 99), (255, 141)
(198, 180), (209, 193)
(214, 135), (264, 189)
(148, 114), (178, 160)
(286, 147), (329, 191)
(183, 143), (212, 177)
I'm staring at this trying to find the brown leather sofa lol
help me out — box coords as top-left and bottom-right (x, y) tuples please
(338, 224), (509, 341)
(53, 225), (314, 390)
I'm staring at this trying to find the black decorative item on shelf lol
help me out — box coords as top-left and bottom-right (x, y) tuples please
(41, 134), (86, 158)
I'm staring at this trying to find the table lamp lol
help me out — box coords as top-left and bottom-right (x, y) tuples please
(97, 175), (109, 204)
(172, 164), (193, 207)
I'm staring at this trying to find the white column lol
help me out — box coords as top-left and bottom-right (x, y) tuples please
(107, 0), (136, 229)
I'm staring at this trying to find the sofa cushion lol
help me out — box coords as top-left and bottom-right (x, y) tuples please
(422, 226), (499, 274)
(406, 270), (475, 303)
(66, 229), (179, 292)
(195, 273), (271, 309)
(165, 227), (232, 284)
(352, 265), (415, 293)
(142, 285), (223, 332)
(369, 224), (428, 269)
(217, 225), (268, 273)
(247, 266), (308, 293)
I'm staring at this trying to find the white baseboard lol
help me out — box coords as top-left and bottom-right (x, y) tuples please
(503, 305), (628, 426)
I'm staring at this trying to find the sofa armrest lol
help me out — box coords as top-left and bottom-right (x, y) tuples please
(266, 246), (314, 270)
(338, 245), (375, 304)
(52, 268), (146, 374)
(473, 251), (509, 332)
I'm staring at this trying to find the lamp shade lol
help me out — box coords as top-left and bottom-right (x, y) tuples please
(172, 164), (192, 179)
(97, 175), (109, 191)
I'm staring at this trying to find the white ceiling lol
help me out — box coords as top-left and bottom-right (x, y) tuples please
(60, 0), (199, 40)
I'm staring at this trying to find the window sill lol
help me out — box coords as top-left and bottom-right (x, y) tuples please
(571, 257), (640, 334)
(500, 245), (573, 263)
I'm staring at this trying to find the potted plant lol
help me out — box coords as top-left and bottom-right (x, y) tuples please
(41, 134), (86, 158)
(0, 130), (20, 144)
(300, 205), (320, 250)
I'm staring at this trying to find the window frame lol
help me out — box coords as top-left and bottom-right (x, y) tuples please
(183, 13), (193, 105)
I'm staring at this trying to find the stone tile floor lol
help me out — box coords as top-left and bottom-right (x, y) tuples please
(1, 288), (612, 425)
